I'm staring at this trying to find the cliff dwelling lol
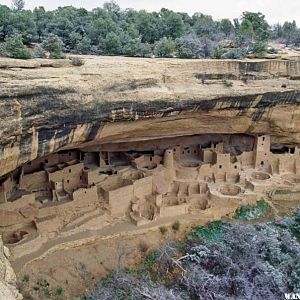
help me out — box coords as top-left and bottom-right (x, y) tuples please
(0, 133), (300, 262)
(1, 51), (300, 299)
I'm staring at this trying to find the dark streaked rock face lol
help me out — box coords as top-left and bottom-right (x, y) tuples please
(1, 56), (300, 177)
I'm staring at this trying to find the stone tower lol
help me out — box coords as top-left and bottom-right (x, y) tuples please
(254, 135), (271, 168)
(163, 149), (175, 179)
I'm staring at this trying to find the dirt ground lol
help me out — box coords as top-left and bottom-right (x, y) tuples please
(17, 220), (194, 300)
(15, 196), (300, 300)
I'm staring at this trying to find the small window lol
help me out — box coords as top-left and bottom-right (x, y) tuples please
(150, 157), (152, 161)
(194, 150), (197, 154)
(262, 137), (265, 141)
(27, 162), (31, 165)
(69, 169), (71, 173)
(187, 150), (190, 154)
(69, 152), (71, 156)
(67, 180), (70, 183)
(219, 165), (222, 169)
(80, 176), (82, 180)
(45, 159), (48, 164)
(182, 151), (184, 154)
(261, 161), (264, 166)
(234, 165), (237, 169)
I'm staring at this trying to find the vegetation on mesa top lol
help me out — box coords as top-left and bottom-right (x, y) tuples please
(0, 1), (300, 59)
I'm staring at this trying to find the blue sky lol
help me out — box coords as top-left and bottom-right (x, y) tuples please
(1, 0), (300, 24)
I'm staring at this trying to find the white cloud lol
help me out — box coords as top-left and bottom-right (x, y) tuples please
(1, 0), (300, 24)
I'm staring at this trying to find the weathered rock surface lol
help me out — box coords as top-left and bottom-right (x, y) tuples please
(0, 237), (23, 300)
(1, 55), (300, 177)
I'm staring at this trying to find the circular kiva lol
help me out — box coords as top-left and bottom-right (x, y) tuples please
(2, 230), (29, 245)
(252, 172), (271, 180)
(219, 184), (241, 196)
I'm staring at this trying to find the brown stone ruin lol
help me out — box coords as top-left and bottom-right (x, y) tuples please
(0, 133), (300, 260)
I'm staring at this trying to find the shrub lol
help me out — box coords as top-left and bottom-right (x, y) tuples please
(154, 37), (175, 57)
(213, 46), (227, 59)
(223, 79), (233, 87)
(138, 43), (153, 57)
(70, 57), (85, 66)
(289, 207), (300, 241)
(221, 48), (247, 59)
(0, 43), (7, 57)
(175, 33), (202, 58)
(181, 223), (300, 299)
(159, 226), (168, 235)
(274, 189), (290, 195)
(138, 241), (149, 253)
(90, 271), (186, 299)
(190, 220), (227, 242)
(144, 250), (158, 270)
(44, 287), (51, 298)
(290, 261), (300, 291)
(86, 216), (300, 300)
(268, 47), (278, 54)
(104, 32), (122, 55)
(32, 45), (46, 58)
(172, 220), (180, 231)
(122, 38), (143, 56)
(42, 34), (64, 59)
(87, 220), (300, 300)
(23, 274), (30, 283)
(251, 41), (267, 56)
(54, 287), (63, 297)
(75, 36), (92, 54)
(4, 33), (31, 59)
(234, 199), (269, 220)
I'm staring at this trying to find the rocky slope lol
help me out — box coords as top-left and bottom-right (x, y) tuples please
(1, 55), (300, 177)
(0, 237), (23, 300)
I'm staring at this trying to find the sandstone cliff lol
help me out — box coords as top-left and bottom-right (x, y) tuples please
(1, 55), (300, 177)
(0, 237), (23, 300)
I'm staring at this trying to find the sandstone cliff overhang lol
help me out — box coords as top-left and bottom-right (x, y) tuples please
(0, 55), (300, 177)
